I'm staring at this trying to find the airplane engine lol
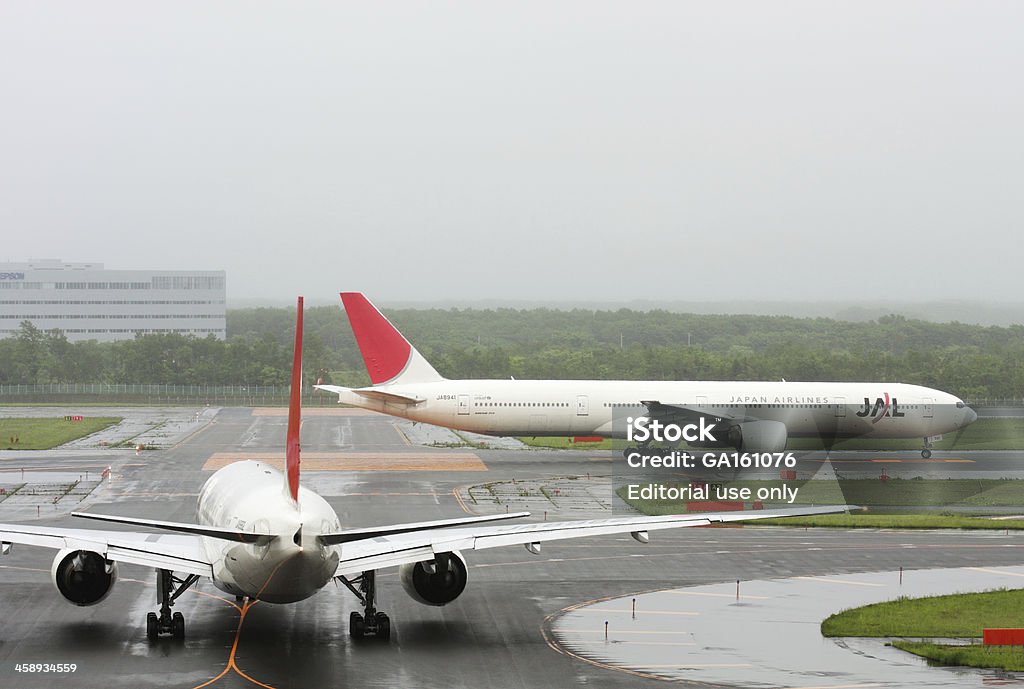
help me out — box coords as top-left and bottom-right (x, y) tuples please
(399, 550), (468, 606)
(51, 548), (118, 606)
(725, 419), (788, 452)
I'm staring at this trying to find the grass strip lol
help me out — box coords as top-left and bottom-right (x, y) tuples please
(618, 478), (1024, 517)
(891, 641), (1024, 671)
(518, 437), (616, 450)
(748, 514), (1024, 530)
(822, 588), (1024, 637)
(0, 417), (121, 450)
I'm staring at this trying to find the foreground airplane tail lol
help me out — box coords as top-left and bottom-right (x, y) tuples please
(285, 296), (303, 503)
(340, 292), (444, 385)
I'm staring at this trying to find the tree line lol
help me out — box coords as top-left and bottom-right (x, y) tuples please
(1, 305), (1022, 401)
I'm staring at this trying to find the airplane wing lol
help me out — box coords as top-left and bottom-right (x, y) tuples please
(641, 400), (750, 425)
(333, 504), (849, 576)
(0, 523), (212, 577)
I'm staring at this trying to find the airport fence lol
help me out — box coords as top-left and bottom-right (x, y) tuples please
(0, 383), (339, 407)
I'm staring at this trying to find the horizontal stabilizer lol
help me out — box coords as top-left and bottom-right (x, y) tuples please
(315, 384), (423, 406)
(319, 511), (531, 546)
(351, 388), (424, 405)
(72, 512), (277, 545)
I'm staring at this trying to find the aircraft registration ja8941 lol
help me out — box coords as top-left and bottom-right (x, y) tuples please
(316, 293), (977, 458)
(0, 298), (848, 642)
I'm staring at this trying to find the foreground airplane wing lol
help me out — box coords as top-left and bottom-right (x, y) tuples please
(334, 505), (849, 576)
(0, 523), (212, 576)
(641, 399), (754, 425)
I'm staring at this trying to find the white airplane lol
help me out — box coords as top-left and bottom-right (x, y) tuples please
(0, 297), (848, 641)
(317, 293), (977, 458)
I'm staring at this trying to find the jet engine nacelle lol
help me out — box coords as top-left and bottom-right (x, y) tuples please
(725, 419), (788, 452)
(51, 548), (118, 606)
(399, 550), (468, 606)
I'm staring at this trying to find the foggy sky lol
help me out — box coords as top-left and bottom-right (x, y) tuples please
(1, 2), (1021, 306)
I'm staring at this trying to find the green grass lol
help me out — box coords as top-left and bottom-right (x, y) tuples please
(822, 589), (1024, 671)
(619, 478), (1024, 514)
(0, 417), (121, 450)
(518, 436), (617, 450)
(824, 589), (1024, 672)
(822, 588), (1024, 637)
(786, 417), (1024, 450)
(892, 641), (1024, 671)
(749, 514), (1024, 530)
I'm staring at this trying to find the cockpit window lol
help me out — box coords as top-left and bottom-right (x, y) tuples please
(956, 401), (965, 408)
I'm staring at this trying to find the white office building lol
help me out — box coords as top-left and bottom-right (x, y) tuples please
(0, 260), (226, 342)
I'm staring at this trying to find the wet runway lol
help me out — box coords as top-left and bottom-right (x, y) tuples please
(1, 407), (1023, 688)
(553, 565), (1024, 686)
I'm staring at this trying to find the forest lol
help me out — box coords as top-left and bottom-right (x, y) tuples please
(1, 304), (1022, 402)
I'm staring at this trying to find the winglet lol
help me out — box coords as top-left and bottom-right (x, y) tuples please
(340, 292), (444, 385)
(286, 296), (303, 504)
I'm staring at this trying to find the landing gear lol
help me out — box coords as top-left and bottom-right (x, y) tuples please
(921, 437), (933, 459)
(146, 569), (199, 641)
(339, 570), (391, 640)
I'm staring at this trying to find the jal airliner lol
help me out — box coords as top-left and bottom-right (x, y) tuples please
(317, 293), (977, 457)
(0, 298), (847, 642)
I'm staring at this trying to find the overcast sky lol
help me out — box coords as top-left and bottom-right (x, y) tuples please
(1, 2), (1021, 306)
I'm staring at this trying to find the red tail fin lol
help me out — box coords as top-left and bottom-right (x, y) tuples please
(285, 296), (303, 503)
(340, 292), (443, 385)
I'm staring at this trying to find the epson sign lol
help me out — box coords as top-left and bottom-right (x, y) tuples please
(0, 272), (25, 280)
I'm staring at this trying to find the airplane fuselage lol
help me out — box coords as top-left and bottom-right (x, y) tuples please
(333, 380), (975, 441)
(196, 461), (341, 603)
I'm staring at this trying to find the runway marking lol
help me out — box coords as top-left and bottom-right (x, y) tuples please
(452, 487), (472, 513)
(806, 457), (975, 464)
(394, 425), (412, 445)
(251, 407), (381, 416)
(111, 492), (200, 497)
(192, 556), (298, 689)
(781, 684), (882, 689)
(191, 599), (276, 689)
(0, 564), (48, 573)
(967, 566), (1024, 577)
(663, 589), (770, 600)
(612, 641), (696, 646)
(202, 452), (486, 472)
(573, 608), (699, 616)
(542, 591), (702, 684)
(794, 576), (884, 587)
(560, 629), (692, 635)
(474, 540), (1024, 572)
(632, 663), (752, 669)
(588, 456), (611, 462)
(868, 458), (974, 464)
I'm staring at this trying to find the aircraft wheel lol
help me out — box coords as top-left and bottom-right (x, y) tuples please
(375, 612), (390, 640)
(922, 449), (932, 459)
(146, 612), (158, 641)
(172, 611), (185, 640)
(349, 611), (364, 638)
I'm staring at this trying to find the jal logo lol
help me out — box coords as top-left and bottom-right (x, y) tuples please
(856, 393), (905, 423)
